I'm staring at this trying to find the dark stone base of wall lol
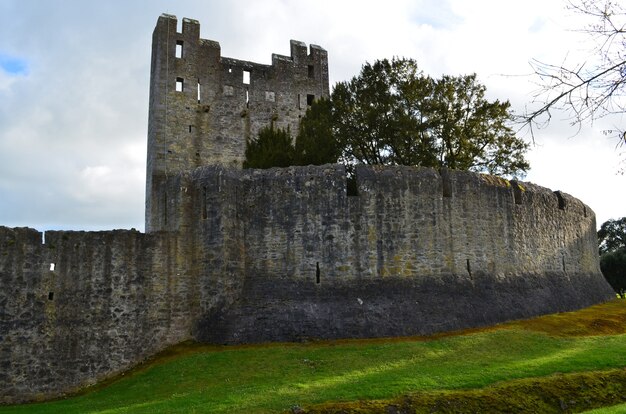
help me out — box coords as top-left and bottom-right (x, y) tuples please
(194, 271), (615, 344)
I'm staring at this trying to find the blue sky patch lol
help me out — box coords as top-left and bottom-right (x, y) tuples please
(0, 53), (28, 75)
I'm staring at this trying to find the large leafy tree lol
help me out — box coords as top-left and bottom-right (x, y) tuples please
(332, 58), (529, 176)
(598, 217), (626, 298)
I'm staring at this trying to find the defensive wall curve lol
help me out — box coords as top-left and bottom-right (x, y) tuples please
(0, 164), (614, 403)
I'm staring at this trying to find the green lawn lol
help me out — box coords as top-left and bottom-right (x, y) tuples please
(1, 300), (626, 413)
(584, 403), (626, 413)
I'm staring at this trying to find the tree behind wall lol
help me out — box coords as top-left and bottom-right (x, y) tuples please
(243, 125), (294, 169)
(332, 58), (530, 177)
(294, 98), (340, 166)
(598, 217), (626, 297)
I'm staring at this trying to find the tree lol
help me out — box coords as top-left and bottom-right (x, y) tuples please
(294, 98), (340, 166)
(598, 217), (626, 298)
(332, 58), (529, 177)
(525, 0), (626, 152)
(243, 125), (294, 169)
(598, 217), (626, 254)
(600, 248), (626, 298)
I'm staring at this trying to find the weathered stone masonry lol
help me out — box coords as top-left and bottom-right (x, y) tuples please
(0, 14), (615, 404)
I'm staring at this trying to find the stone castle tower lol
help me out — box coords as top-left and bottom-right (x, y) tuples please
(146, 14), (329, 232)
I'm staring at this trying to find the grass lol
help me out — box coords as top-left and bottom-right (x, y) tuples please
(1, 300), (625, 413)
(583, 403), (626, 414)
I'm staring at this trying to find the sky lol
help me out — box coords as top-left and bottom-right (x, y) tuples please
(0, 0), (624, 232)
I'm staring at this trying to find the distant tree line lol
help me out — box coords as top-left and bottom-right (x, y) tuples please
(244, 57), (529, 178)
(598, 217), (626, 298)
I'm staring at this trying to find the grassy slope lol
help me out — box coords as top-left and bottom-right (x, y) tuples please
(584, 403), (626, 414)
(1, 300), (625, 414)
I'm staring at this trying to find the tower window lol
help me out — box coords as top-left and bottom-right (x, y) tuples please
(176, 77), (184, 92)
(243, 70), (250, 85)
(307, 94), (315, 106)
(175, 41), (183, 58)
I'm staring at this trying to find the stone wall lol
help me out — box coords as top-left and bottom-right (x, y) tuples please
(181, 165), (614, 343)
(0, 227), (196, 403)
(0, 165), (614, 403)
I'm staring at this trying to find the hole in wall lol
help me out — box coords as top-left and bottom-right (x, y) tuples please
(176, 77), (184, 92)
(439, 168), (452, 198)
(197, 80), (201, 102)
(510, 180), (523, 205)
(307, 94), (315, 106)
(316, 262), (320, 284)
(48, 292), (54, 301)
(176, 19), (182, 33)
(243, 70), (250, 85)
(189, 125), (193, 133)
(175, 40), (183, 58)
(347, 167), (358, 196)
(49, 263), (55, 271)
(466, 259), (472, 277)
(245, 89), (249, 107)
(554, 191), (566, 210)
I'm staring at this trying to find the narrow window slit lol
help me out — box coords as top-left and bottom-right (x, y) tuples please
(164, 192), (168, 226)
(48, 292), (54, 301)
(466, 259), (472, 277)
(202, 187), (208, 220)
(316, 262), (320, 284)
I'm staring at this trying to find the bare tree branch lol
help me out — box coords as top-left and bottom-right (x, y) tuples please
(522, 0), (626, 161)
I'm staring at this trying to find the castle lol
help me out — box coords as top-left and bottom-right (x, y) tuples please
(0, 14), (615, 404)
